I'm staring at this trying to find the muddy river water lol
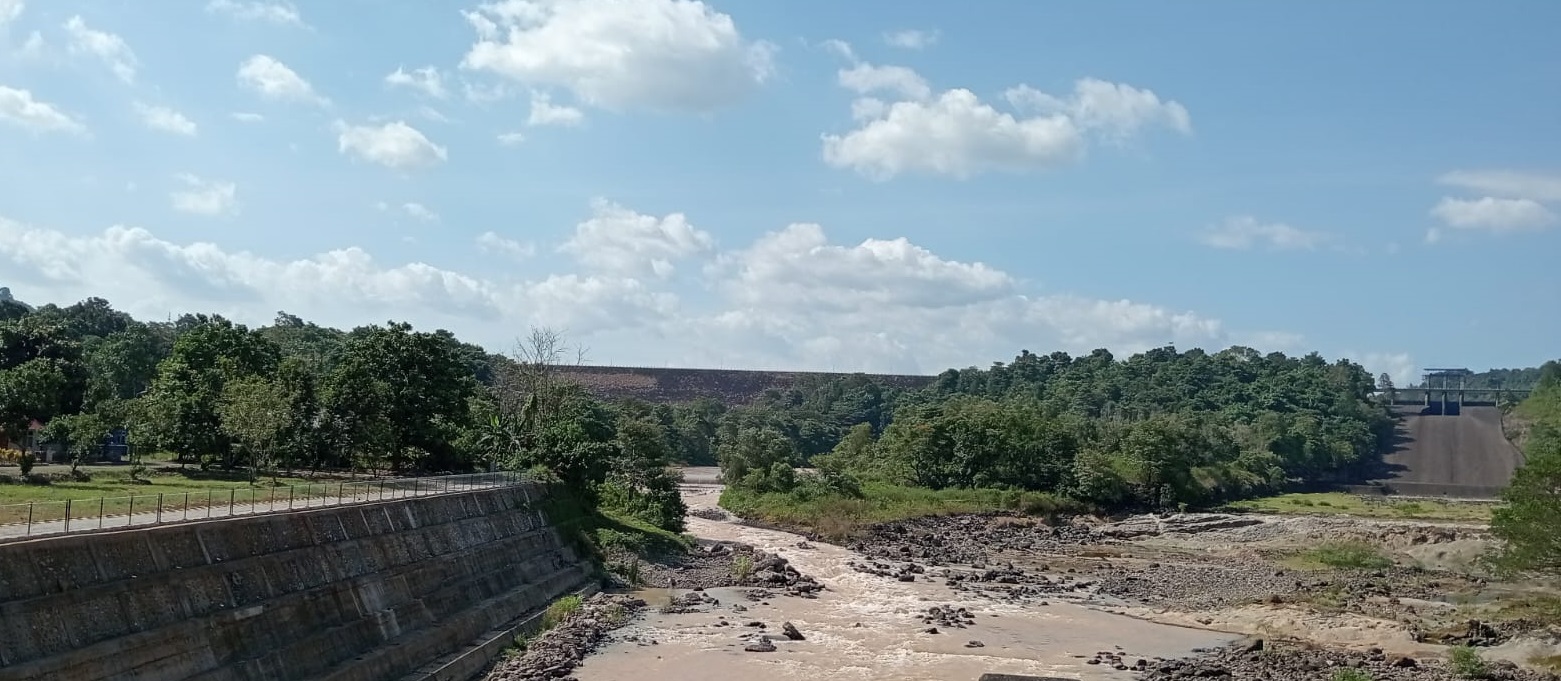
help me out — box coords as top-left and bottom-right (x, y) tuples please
(574, 482), (1237, 681)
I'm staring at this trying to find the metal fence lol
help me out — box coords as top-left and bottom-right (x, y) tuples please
(0, 470), (533, 543)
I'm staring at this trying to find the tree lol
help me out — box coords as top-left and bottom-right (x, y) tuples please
(603, 416), (687, 532)
(1490, 423), (1561, 575)
(139, 317), (280, 468)
(218, 376), (292, 482)
(718, 427), (798, 493)
(324, 322), (477, 473)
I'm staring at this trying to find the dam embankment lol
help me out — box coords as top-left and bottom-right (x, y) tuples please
(0, 482), (593, 681)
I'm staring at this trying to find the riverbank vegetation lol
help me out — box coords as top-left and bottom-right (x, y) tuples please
(5, 294), (1557, 569)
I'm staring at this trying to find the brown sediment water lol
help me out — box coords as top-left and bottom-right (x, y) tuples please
(574, 485), (1238, 681)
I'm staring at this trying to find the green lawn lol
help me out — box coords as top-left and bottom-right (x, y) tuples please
(1225, 492), (1495, 523)
(0, 467), (331, 526)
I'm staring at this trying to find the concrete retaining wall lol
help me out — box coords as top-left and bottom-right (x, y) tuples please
(0, 484), (593, 681)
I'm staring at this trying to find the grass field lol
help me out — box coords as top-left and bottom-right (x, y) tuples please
(0, 467), (335, 526)
(1225, 492), (1495, 522)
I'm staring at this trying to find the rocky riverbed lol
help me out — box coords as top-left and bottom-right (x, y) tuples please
(1140, 638), (1561, 680)
(484, 593), (649, 681)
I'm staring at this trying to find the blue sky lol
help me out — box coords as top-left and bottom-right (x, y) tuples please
(0, 0), (1557, 382)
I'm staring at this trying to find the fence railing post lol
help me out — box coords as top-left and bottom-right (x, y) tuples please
(99, 497), (105, 530)
(229, 489), (236, 517)
(288, 485), (295, 510)
(64, 499), (72, 534)
(155, 493), (164, 524)
(183, 492), (190, 521)
(127, 495), (134, 527)
(26, 502), (33, 536)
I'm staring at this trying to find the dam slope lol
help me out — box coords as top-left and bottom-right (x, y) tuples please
(1375, 406), (1523, 497)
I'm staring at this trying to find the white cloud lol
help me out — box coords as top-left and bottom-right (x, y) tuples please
(134, 102), (197, 136)
(205, 0), (303, 26)
(1438, 169), (1561, 202)
(459, 0), (776, 113)
(1199, 216), (1330, 251)
(825, 73), (1190, 180)
(401, 202), (438, 222)
(819, 38), (855, 61)
(497, 131), (525, 146)
(823, 88), (1084, 180)
(63, 15), (137, 84)
(477, 231), (535, 260)
(883, 29), (938, 50)
(1349, 351), (1419, 389)
(237, 55), (326, 105)
(0, 204), (1259, 374)
(1429, 197), (1556, 233)
(1006, 78), (1192, 142)
(335, 120), (447, 170)
(231, 112), (264, 123)
(16, 30), (44, 59)
(838, 63), (931, 101)
(713, 222), (1014, 311)
(560, 199), (715, 279)
(385, 66), (447, 99)
(0, 85), (85, 134)
(0, 0), (22, 26)
(170, 174), (238, 216)
(527, 91), (584, 126)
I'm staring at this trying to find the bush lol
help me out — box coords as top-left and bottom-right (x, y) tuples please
(1303, 541), (1393, 570)
(17, 453), (34, 476)
(1449, 645), (1489, 679)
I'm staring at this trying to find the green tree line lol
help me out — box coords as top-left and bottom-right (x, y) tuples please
(0, 299), (689, 533)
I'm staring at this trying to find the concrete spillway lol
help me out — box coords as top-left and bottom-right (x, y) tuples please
(1374, 406), (1524, 498)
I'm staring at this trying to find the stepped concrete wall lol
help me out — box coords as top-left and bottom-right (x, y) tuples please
(0, 483), (593, 681)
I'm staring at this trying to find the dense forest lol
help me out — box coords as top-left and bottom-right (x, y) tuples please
(0, 293), (1537, 529)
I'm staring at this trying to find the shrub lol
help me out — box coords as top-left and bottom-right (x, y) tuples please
(1304, 541), (1393, 570)
(17, 453), (34, 476)
(1449, 645), (1489, 679)
(731, 554), (754, 581)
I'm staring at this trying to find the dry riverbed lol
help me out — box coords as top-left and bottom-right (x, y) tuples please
(544, 482), (1561, 680)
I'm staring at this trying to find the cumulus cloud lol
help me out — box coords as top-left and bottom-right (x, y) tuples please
(385, 66), (447, 99)
(0, 86), (85, 134)
(459, 0), (776, 113)
(838, 63), (931, 101)
(823, 68), (1189, 180)
(496, 131), (525, 146)
(1006, 78), (1192, 141)
(527, 91), (584, 126)
(883, 29), (938, 50)
(237, 54), (326, 105)
(63, 15), (137, 83)
(1429, 197), (1556, 236)
(0, 0), (22, 26)
(477, 231), (535, 260)
(205, 0), (303, 26)
(1348, 351), (1420, 389)
(335, 120), (447, 170)
(134, 102), (197, 136)
(823, 89), (1083, 180)
(560, 199), (715, 279)
(1199, 216), (1330, 251)
(0, 202), (1270, 375)
(231, 112), (264, 123)
(170, 174), (238, 216)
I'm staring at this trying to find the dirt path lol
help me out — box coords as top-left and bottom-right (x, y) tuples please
(573, 486), (1236, 681)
